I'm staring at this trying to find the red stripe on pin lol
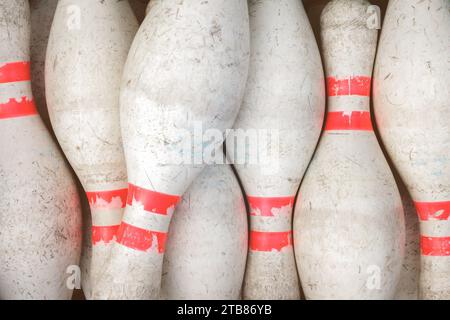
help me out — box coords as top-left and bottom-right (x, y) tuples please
(414, 201), (450, 221)
(0, 97), (37, 119)
(0, 61), (31, 83)
(249, 231), (293, 252)
(325, 111), (373, 131)
(92, 225), (120, 245)
(127, 183), (180, 215)
(327, 76), (371, 96)
(420, 236), (450, 256)
(116, 222), (167, 253)
(248, 196), (295, 217)
(86, 189), (128, 210)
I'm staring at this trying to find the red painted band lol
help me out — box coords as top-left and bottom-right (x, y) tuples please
(420, 236), (450, 256)
(249, 231), (292, 252)
(116, 222), (167, 253)
(0, 97), (37, 119)
(92, 225), (120, 246)
(324, 111), (373, 131)
(248, 196), (295, 217)
(127, 183), (180, 215)
(414, 201), (450, 221)
(0, 61), (31, 83)
(327, 76), (371, 97)
(86, 189), (128, 210)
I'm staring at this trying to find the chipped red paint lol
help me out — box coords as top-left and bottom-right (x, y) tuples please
(249, 231), (293, 252)
(86, 189), (128, 210)
(116, 222), (167, 253)
(127, 183), (180, 215)
(325, 111), (373, 131)
(92, 225), (120, 245)
(414, 201), (450, 221)
(327, 76), (371, 96)
(420, 236), (450, 256)
(247, 196), (295, 217)
(0, 61), (31, 83)
(0, 97), (37, 119)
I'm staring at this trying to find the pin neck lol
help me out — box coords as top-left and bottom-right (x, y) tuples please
(326, 75), (372, 113)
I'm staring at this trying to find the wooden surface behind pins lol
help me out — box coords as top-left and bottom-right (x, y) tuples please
(129, 0), (150, 23)
(72, 290), (85, 300)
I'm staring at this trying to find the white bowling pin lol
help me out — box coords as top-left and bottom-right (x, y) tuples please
(0, 0), (82, 299)
(160, 162), (248, 299)
(294, 0), (405, 299)
(227, 0), (325, 299)
(29, 0), (58, 131)
(45, 0), (139, 298)
(373, 0), (450, 299)
(94, 0), (250, 299)
(30, 2), (93, 298)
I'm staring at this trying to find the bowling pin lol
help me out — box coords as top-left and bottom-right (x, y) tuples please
(94, 0), (250, 299)
(45, 0), (139, 298)
(0, 0), (82, 299)
(373, 0), (450, 299)
(160, 162), (248, 299)
(29, 0), (58, 131)
(294, 0), (405, 299)
(30, 2), (93, 298)
(227, 0), (325, 299)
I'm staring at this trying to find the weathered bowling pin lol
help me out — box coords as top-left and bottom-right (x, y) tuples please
(94, 0), (249, 300)
(30, 1), (93, 298)
(0, 0), (82, 299)
(45, 0), (139, 297)
(294, 0), (405, 299)
(227, 0), (324, 299)
(160, 162), (248, 299)
(373, 0), (450, 299)
(394, 180), (420, 300)
(29, 0), (58, 131)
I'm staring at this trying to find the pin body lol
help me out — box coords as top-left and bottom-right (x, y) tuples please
(160, 164), (248, 300)
(45, 0), (139, 297)
(373, 0), (450, 299)
(30, 1), (93, 297)
(0, 0), (82, 299)
(228, 0), (324, 299)
(294, 0), (404, 299)
(94, 0), (250, 299)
